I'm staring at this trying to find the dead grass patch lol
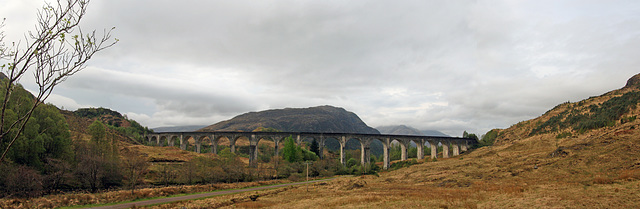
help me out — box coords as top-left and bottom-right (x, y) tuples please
(0, 179), (291, 209)
(617, 169), (640, 181)
(235, 200), (277, 208)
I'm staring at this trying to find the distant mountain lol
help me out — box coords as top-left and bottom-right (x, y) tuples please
(422, 130), (449, 137)
(377, 125), (449, 137)
(376, 125), (423, 135)
(152, 125), (206, 132)
(376, 125), (449, 147)
(200, 105), (383, 155)
(200, 105), (379, 134)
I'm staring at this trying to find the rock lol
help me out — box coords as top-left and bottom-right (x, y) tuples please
(249, 194), (259, 201)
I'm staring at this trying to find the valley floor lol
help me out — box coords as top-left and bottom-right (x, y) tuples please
(146, 166), (640, 209)
(3, 121), (640, 208)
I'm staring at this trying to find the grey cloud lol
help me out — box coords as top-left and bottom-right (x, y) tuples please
(61, 67), (259, 116)
(3, 0), (640, 136)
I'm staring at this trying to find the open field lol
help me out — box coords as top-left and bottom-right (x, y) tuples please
(0, 180), (292, 209)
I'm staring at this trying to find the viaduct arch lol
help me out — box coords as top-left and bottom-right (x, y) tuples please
(145, 131), (476, 170)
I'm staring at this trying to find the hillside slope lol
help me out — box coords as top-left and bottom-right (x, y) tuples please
(62, 108), (203, 163)
(496, 73), (640, 145)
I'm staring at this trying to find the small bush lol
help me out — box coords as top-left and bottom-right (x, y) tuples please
(288, 173), (304, 182)
(621, 116), (637, 124)
(346, 158), (359, 168)
(556, 132), (572, 139)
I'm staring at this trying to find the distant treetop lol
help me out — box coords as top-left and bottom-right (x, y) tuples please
(74, 107), (123, 118)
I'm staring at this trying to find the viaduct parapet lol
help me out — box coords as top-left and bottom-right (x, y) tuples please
(145, 131), (477, 169)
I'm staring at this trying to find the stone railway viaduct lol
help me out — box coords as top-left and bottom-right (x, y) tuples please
(145, 131), (477, 170)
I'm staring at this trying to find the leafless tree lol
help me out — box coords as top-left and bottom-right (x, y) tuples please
(121, 150), (149, 195)
(0, 0), (117, 162)
(158, 163), (178, 186)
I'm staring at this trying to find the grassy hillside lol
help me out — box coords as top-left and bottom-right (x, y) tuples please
(62, 108), (206, 163)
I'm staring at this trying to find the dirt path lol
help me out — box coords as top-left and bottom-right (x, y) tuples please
(85, 178), (336, 209)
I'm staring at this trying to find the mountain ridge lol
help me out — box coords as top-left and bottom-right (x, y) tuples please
(152, 125), (207, 132)
(376, 125), (449, 137)
(200, 105), (379, 134)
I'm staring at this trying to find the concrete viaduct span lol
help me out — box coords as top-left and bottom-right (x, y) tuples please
(145, 131), (477, 170)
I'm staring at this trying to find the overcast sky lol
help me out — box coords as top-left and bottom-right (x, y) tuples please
(2, 0), (640, 136)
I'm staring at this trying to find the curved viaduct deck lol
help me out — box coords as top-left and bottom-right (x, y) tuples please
(145, 131), (477, 170)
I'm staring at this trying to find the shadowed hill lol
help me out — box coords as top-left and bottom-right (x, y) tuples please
(200, 105), (384, 155)
(152, 125), (206, 132)
(200, 105), (379, 134)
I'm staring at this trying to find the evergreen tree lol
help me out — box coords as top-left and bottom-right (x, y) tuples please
(462, 131), (479, 141)
(282, 136), (300, 163)
(310, 139), (320, 157)
(281, 136), (318, 163)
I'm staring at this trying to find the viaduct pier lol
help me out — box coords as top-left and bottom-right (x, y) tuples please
(145, 131), (477, 170)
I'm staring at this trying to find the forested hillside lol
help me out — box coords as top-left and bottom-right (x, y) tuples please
(0, 78), (152, 197)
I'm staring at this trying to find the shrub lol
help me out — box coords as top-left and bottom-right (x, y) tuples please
(3, 165), (44, 198)
(346, 158), (359, 168)
(478, 129), (499, 147)
(593, 175), (615, 184)
(389, 159), (418, 170)
(288, 173), (304, 182)
(556, 132), (572, 139)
